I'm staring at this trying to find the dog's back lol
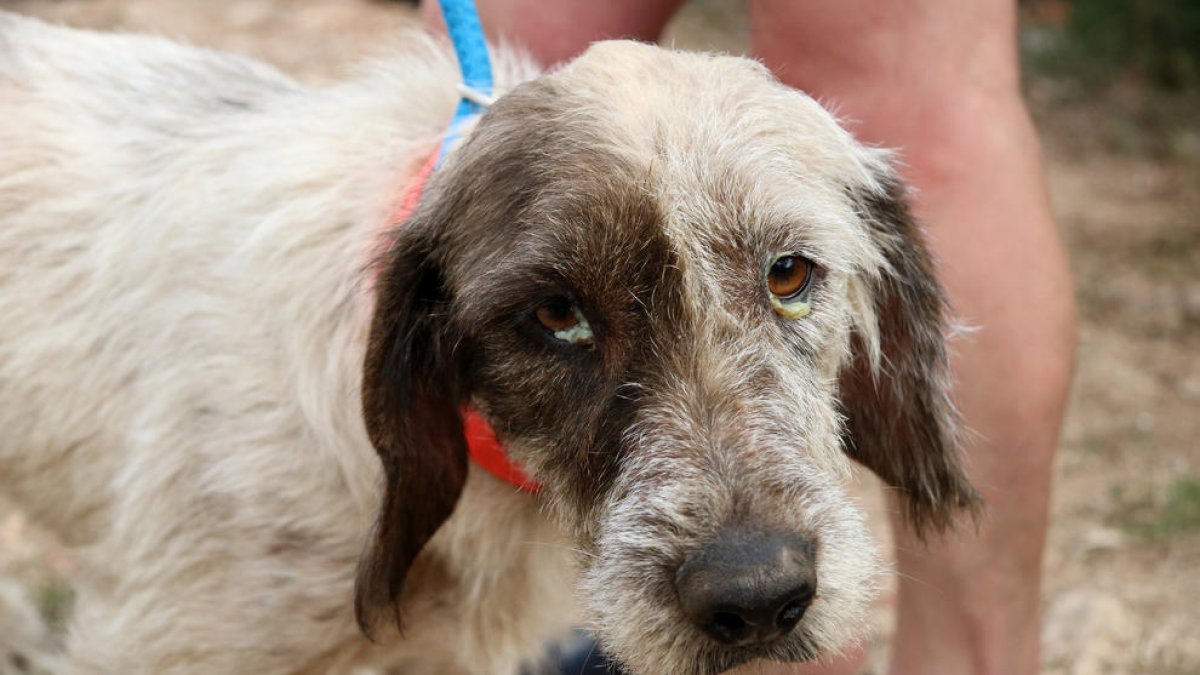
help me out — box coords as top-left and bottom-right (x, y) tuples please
(3, 15), (319, 540)
(1, 13), (297, 541)
(0, 13), (437, 539)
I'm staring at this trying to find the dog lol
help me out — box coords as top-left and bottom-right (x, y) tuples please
(0, 11), (980, 675)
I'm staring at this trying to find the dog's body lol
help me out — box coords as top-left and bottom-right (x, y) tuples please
(0, 12), (978, 675)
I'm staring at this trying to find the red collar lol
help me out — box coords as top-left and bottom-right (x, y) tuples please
(387, 150), (541, 493)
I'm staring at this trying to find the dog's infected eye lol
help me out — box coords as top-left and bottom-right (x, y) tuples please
(535, 298), (576, 331)
(535, 298), (594, 346)
(767, 254), (815, 319)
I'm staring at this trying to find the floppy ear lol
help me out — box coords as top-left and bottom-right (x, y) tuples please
(355, 223), (470, 634)
(840, 177), (981, 537)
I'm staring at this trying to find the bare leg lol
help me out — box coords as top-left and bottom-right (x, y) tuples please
(750, 2), (1076, 674)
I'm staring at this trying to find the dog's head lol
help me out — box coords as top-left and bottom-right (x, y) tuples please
(357, 41), (979, 674)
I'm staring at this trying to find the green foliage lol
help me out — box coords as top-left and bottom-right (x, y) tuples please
(1029, 0), (1200, 91)
(1111, 475), (1200, 540)
(36, 579), (75, 632)
(1157, 476), (1200, 535)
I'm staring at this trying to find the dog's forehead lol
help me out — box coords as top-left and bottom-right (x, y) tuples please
(532, 42), (888, 286)
(550, 41), (884, 190)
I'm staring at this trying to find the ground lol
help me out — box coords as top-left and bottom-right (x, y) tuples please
(0, 1), (1197, 673)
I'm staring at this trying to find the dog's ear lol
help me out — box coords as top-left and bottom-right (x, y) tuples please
(839, 176), (981, 537)
(355, 222), (469, 635)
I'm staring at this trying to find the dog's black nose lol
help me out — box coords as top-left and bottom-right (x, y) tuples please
(674, 529), (817, 647)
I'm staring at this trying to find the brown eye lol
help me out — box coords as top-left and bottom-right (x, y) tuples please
(768, 255), (814, 300)
(533, 297), (595, 346)
(535, 298), (579, 332)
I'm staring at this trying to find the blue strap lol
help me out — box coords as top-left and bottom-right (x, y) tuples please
(438, 0), (494, 164)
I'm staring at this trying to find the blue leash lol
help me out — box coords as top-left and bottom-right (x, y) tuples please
(437, 0), (495, 164)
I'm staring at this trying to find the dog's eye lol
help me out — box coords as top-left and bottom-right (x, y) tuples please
(769, 255), (811, 298)
(767, 254), (815, 319)
(534, 297), (594, 346)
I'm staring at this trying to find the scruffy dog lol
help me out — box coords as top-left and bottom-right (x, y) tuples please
(0, 11), (979, 675)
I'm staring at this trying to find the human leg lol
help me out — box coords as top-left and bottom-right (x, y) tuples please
(749, 2), (1076, 674)
(421, 0), (683, 67)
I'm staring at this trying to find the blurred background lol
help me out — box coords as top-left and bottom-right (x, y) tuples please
(0, 1), (1196, 673)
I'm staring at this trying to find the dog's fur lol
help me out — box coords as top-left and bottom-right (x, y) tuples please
(0, 12), (979, 675)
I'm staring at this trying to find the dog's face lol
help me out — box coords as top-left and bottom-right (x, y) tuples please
(357, 42), (978, 674)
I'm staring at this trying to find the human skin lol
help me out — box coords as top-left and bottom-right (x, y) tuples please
(423, 1), (1077, 673)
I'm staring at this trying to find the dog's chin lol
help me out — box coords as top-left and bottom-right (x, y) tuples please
(704, 633), (822, 675)
(598, 626), (822, 675)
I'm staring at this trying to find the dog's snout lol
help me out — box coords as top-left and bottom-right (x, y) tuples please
(674, 529), (817, 647)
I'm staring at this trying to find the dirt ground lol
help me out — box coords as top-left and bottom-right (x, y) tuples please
(1, 1), (1197, 673)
